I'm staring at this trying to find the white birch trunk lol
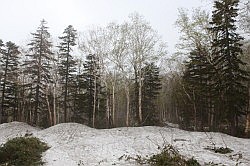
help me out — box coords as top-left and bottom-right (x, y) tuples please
(125, 85), (130, 127)
(138, 64), (142, 124)
(45, 88), (52, 126)
(93, 74), (97, 128)
(53, 84), (57, 125)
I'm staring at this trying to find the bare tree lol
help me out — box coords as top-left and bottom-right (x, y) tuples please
(79, 14), (166, 127)
(126, 13), (166, 125)
(239, 1), (250, 35)
(239, 1), (250, 136)
(79, 27), (108, 127)
(105, 22), (132, 126)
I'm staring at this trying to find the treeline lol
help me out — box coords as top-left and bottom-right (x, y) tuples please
(167, 0), (250, 137)
(0, 0), (250, 137)
(0, 13), (164, 129)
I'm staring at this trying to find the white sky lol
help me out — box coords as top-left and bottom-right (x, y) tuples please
(0, 0), (213, 54)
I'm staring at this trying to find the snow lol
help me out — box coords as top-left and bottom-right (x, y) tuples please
(0, 122), (40, 144)
(0, 122), (249, 166)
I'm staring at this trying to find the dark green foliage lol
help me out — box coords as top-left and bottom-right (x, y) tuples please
(186, 158), (200, 166)
(72, 62), (86, 124)
(148, 145), (200, 166)
(0, 41), (20, 123)
(0, 39), (4, 123)
(83, 54), (99, 126)
(120, 144), (201, 166)
(210, 0), (248, 135)
(0, 137), (49, 166)
(180, 0), (249, 136)
(214, 147), (233, 154)
(142, 63), (161, 125)
(82, 54), (106, 128)
(58, 25), (77, 122)
(205, 146), (233, 154)
(23, 19), (53, 126)
(183, 47), (214, 130)
(149, 150), (185, 166)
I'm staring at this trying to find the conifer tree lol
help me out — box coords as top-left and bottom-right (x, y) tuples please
(141, 63), (161, 125)
(0, 39), (4, 123)
(58, 25), (77, 122)
(83, 54), (105, 128)
(24, 19), (53, 126)
(183, 47), (214, 130)
(72, 60), (86, 123)
(0, 41), (20, 123)
(210, 0), (249, 135)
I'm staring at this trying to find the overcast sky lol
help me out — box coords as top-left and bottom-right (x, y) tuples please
(0, 0), (213, 54)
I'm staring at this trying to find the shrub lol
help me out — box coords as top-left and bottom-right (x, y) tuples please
(213, 147), (233, 154)
(0, 137), (49, 166)
(186, 158), (201, 166)
(148, 145), (200, 166)
(205, 146), (233, 154)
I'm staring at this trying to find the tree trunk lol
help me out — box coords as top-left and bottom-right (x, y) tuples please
(34, 40), (43, 126)
(20, 76), (25, 122)
(245, 112), (250, 136)
(175, 103), (179, 124)
(138, 66), (142, 124)
(112, 82), (115, 127)
(210, 105), (215, 131)
(97, 94), (100, 126)
(125, 85), (130, 127)
(93, 74), (97, 128)
(64, 87), (68, 123)
(245, 86), (250, 136)
(0, 49), (10, 123)
(53, 84), (57, 125)
(193, 90), (197, 131)
(106, 93), (110, 128)
(45, 90), (52, 126)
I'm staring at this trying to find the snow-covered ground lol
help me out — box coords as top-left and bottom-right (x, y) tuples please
(0, 122), (249, 166)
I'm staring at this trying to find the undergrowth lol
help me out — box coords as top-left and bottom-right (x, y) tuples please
(204, 132), (233, 154)
(0, 137), (49, 166)
(120, 144), (200, 166)
(205, 146), (233, 154)
(148, 145), (200, 166)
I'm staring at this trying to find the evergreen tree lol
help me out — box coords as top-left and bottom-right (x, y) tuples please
(0, 39), (4, 123)
(83, 54), (99, 127)
(210, 0), (249, 135)
(72, 59), (86, 124)
(83, 54), (105, 128)
(0, 41), (20, 123)
(141, 63), (161, 126)
(58, 25), (77, 122)
(183, 47), (214, 130)
(24, 19), (53, 126)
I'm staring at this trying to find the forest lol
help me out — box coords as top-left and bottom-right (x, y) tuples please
(0, 0), (249, 138)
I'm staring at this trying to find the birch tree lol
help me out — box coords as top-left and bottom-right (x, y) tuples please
(126, 13), (166, 125)
(79, 27), (107, 127)
(105, 22), (132, 126)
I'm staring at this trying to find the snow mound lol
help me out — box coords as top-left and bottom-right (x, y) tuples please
(37, 123), (93, 142)
(0, 122), (250, 166)
(0, 121), (40, 144)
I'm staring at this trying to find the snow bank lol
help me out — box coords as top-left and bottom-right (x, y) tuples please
(0, 122), (40, 144)
(0, 122), (250, 166)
